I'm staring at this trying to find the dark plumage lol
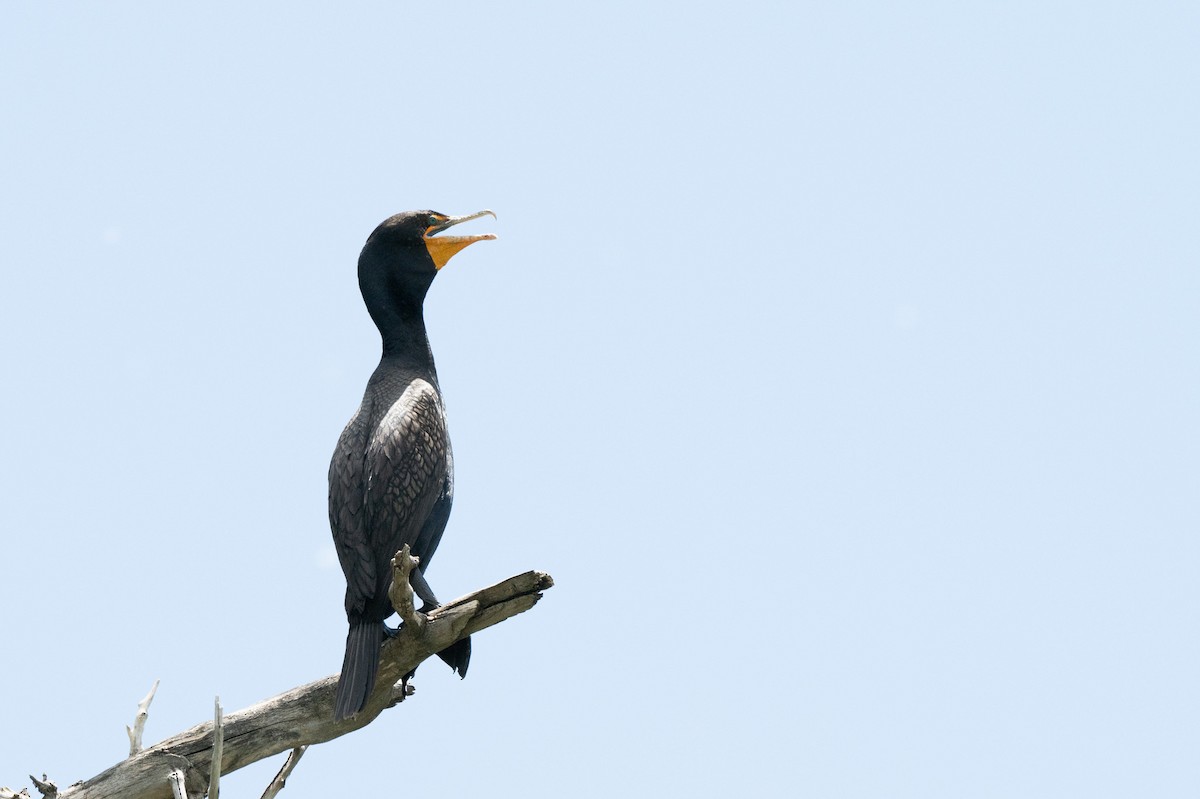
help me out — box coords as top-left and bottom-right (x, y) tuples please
(330, 209), (495, 720)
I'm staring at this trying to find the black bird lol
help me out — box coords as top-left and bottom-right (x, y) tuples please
(330, 209), (495, 720)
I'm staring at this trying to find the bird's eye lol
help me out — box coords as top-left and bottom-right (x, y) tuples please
(427, 214), (440, 227)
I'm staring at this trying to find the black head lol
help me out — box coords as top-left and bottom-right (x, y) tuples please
(356, 209), (496, 352)
(360, 208), (496, 278)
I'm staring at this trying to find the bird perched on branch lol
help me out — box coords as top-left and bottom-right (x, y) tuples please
(330, 209), (496, 720)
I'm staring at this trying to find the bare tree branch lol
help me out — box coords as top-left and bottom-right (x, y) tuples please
(126, 681), (160, 756)
(27, 777), (54, 799)
(47, 569), (551, 799)
(165, 770), (186, 799)
(258, 747), (307, 799)
(207, 699), (223, 799)
(388, 544), (426, 636)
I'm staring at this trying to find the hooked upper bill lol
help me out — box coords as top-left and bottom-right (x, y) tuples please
(424, 210), (497, 270)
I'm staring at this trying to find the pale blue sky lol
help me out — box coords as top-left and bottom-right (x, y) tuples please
(2, 2), (1198, 797)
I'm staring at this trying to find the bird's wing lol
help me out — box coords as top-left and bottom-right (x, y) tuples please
(363, 378), (450, 602)
(411, 450), (454, 574)
(329, 401), (375, 617)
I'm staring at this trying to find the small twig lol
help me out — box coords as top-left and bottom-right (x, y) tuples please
(27, 776), (55, 799)
(126, 679), (161, 755)
(208, 697), (224, 799)
(387, 545), (426, 635)
(258, 747), (307, 799)
(167, 770), (187, 799)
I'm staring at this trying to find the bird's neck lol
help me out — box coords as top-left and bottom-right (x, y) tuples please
(370, 301), (435, 376)
(359, 256), (439, 373)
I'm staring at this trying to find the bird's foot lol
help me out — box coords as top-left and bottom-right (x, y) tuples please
(387, 673), (417, 707)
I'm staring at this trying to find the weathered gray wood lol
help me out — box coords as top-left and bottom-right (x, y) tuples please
(388, 544), (427, 636)
(28, 776), (55, 799)
(165, 770), (186, 799)
(258, 747), (306, 799)
(126, 681), (160, 755)
(207, 699), (223, 799)
(52, 569), (552, 799)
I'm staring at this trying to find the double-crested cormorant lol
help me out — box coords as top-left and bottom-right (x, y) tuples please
(330, 209), (495, 720)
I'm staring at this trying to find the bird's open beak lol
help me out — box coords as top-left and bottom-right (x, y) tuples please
(424, 209), (497, 270)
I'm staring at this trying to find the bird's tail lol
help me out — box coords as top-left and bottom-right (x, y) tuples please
(437, 635), (472, 677)
(334, 620), (385, 720)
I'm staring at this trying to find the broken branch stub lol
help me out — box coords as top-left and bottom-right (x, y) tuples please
(387, 545), (426, 636)
(126, 680), (160, 756)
